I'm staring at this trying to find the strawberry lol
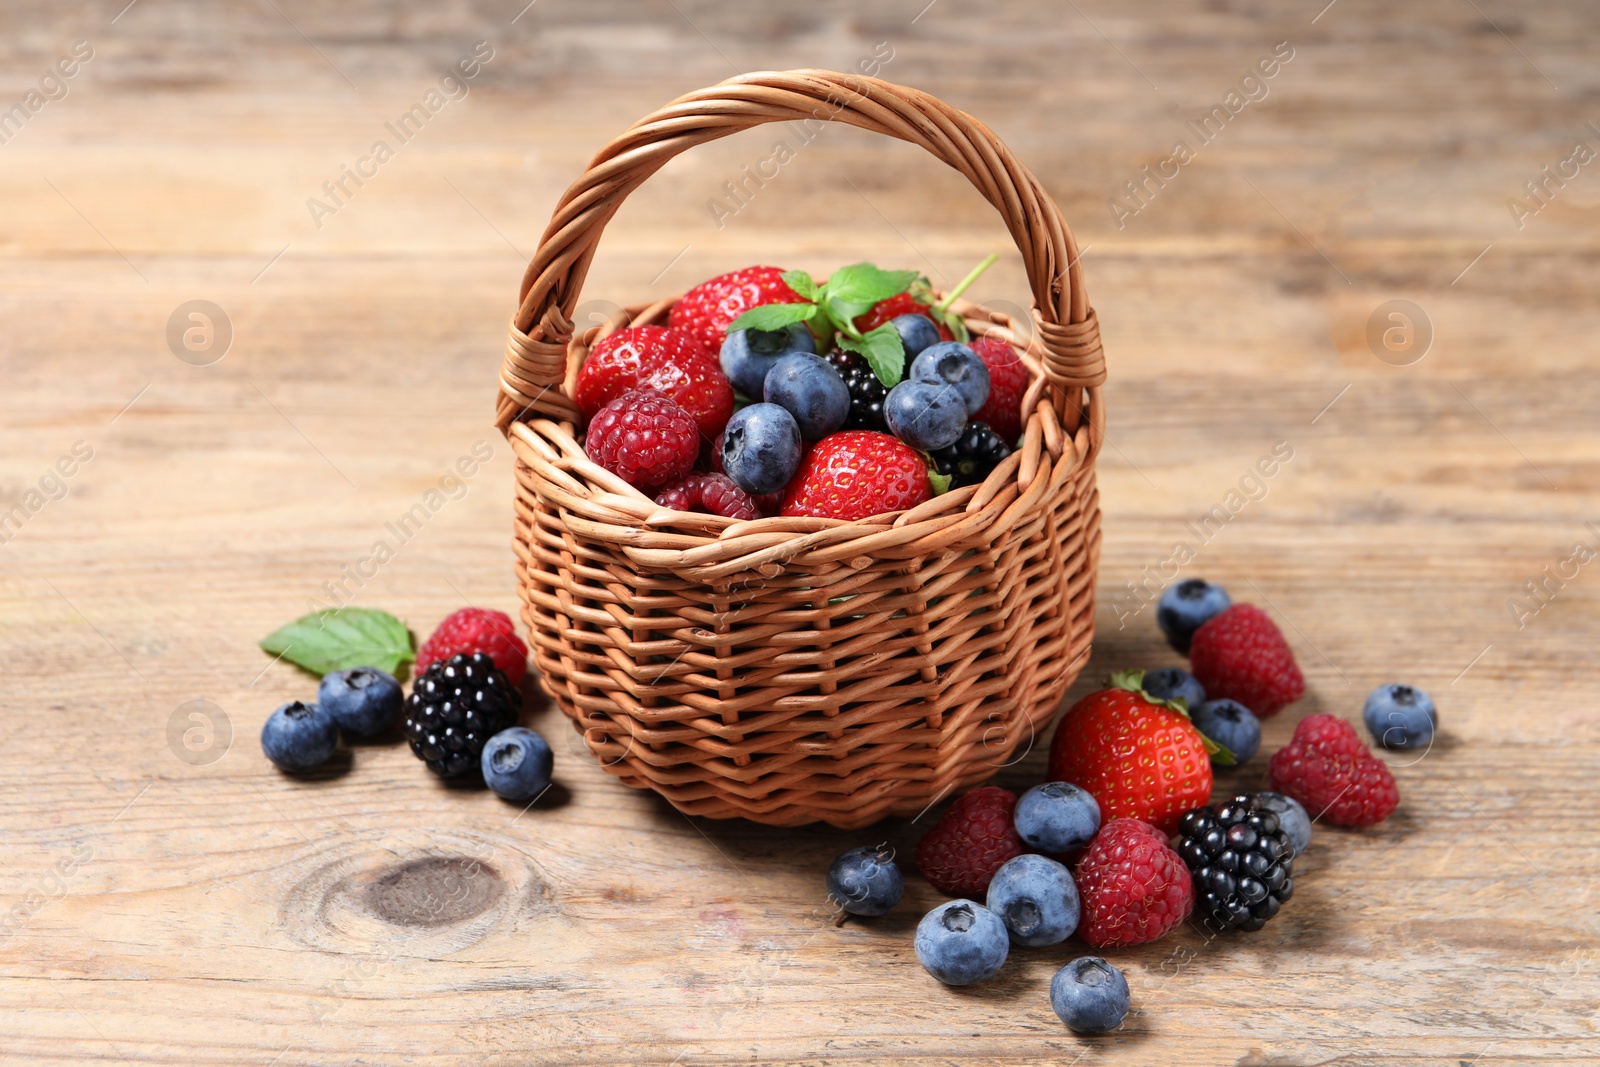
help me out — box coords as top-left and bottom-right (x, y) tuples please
(1074, 818), (1195, 947)
(914, 786), (1025, 897)
(1269, 714), (1400, 827)
(1189, 604), (1306, 717)
(970, 335), (1027, 443)
(1047, 671), (1215, 835)
(574, 326), (733, 441)
(779, 431), (931, 521)
(669, 266), (809, 356)
(853, 291), (953, 340)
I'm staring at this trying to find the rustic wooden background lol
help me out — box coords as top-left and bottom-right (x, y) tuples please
(2, 0), (1596, 1063)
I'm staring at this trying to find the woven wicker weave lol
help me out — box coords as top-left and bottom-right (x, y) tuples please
(495, 69), (1105, 828)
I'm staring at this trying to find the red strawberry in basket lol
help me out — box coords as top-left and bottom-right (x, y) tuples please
(1047, 670), (1215, 835)
(1189, 604), (1305, 717)
(780, 431), (930, 521)
(670, 266), (810, 356)
(970, 335), (1027, 443)
(574, 326), (733, 440)
(853, 291), (953, 340)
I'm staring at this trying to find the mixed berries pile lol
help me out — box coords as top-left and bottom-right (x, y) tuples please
(823, 574), (1437, 1035)
(575, 257), (1030, 521)
(258, 607), (555, 802)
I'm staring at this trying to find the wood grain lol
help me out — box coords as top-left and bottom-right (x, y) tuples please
(1, 0), (1597, 1063)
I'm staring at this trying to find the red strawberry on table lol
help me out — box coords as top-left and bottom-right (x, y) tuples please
(669, 266), (809, 356)
(1269, 714), (1400, 827)
(1047, 670), (1216, 835)
(970, 335), (1027, 443)
(574, 325), (733, 441)
(915, 786), (1025, 897)
(780, 431), (931, 521)
(1189, 604), (1306, 717)
(1074, 818), (1195, 947)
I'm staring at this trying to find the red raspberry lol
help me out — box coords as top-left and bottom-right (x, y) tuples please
(1073, 818), (1195, 948)
(575, 326), (732, 441)
(915, 786), (1025, 897)
(780, 431), (931, 521)
(1189, 604), (1306, 717)
(653, 473), (760, 521)
(1269, 714), (1400, 828)
(853, 291), (954, 340)
(416, 607), (528, 687)
(669, 266), (809, 355)
(970, 335), (1027, 442)
(584, 388), (700, 491)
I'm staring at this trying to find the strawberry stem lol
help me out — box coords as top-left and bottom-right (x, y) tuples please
(932, 253), (1000, 314)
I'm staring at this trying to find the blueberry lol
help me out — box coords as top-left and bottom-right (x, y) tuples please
(317, 667), (402, 738)
(1157, 578), (1232, 654)
(1192, 698), (1262, 764)
(890, 313), (942, 361)
(260, 701), (338, 772)
(720, 403), (803, 495)
(480, 726), (553, 801)
(884, 380), (966, 451)
(1257, 792), (1312, 856)
(1014, 782), (1101, 854)
(764, 353), (850, 440)
(1050, 956), (1130, 1034)
(1142, 666), (1206, 711)
(1363, 683), (1437, 750)
(826, 845), (904, 917)
(914, 900), (1009, 986)
(985, 854), (1080, 947)
(909, 341), (990, 415)
(720, 324), (815, 398)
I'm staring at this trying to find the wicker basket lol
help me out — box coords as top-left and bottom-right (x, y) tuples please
(494, 69), (1105, 829)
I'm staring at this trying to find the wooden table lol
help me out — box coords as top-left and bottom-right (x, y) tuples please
(2, 1), (1595, 1063)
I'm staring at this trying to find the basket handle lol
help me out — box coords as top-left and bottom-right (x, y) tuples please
(496, 68), (1105, 433)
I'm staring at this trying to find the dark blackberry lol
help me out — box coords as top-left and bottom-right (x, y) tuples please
(403, 652), (521, 779)
(1176, 793), (1295, 933)
(931, 422), (1012, 488)
(827, 349), (889, 431)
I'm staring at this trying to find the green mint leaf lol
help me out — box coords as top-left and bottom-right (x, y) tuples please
(780, 269), (821, 302)
(260, 608), (416, 677)
(839, 323), (905, 388)
(825, 262), (920, 309)
(928, 469), (953, 496)
(822, 293), (872, 337)
(726, 302), (819, 333)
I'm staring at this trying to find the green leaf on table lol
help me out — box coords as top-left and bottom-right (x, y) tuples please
(726, 302), (820, 333)
(259, 608), (416, 677)
(837, 323), (906, 388)
(780, 269), (822, 302)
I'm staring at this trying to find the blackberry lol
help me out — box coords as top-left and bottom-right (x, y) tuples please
(403, 652), (521, 778)
(931, 421), (1012, 488)
(827, 349), (889, 431)
(1176, 793), (1294, 933)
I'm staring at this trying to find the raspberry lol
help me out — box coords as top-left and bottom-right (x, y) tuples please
(417, 607), (528, 687)
(1177, 794), (1296, 933)
(780, 430), (931, 521)
(583, 388), (700, 491)
(669, 266), (809, 355)
(403, 653), (521, 779)
(1189, 604), (1306, 717)
(1269, 714), (1399, 828)
(915, 786), (1024, 897)
(653, 473), (760, 521)
(574, 326), (733, 441)
(970, 335), (1027, 443)
(1073, 818), (1195, 948)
